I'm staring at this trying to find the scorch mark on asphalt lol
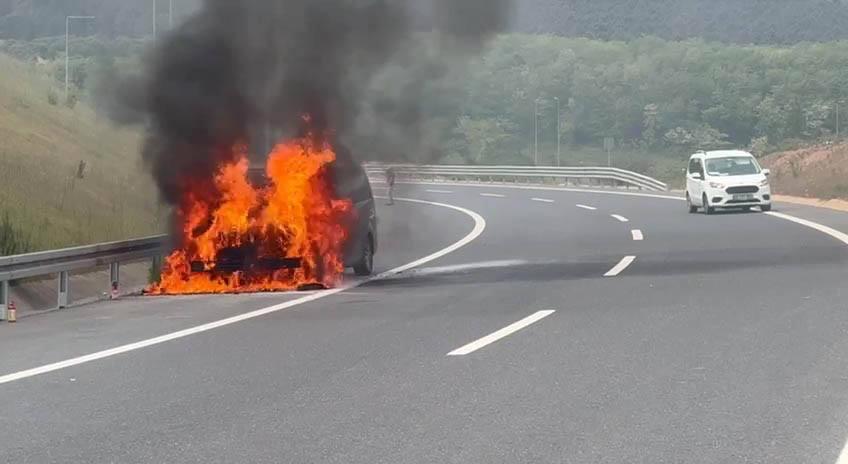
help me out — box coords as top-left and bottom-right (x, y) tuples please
(447, 310), (556, 356)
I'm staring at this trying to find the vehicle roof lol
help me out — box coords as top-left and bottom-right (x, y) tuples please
(690, 149), (754, 159)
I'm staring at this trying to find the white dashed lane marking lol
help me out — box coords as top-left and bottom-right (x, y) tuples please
(481, 193), (506, 198)
(611, 214), (629, 222)
(576, 204), (597, 210)
(631, 229), (644, 241)
(447, 310), (556, 356)
(604, 256), (636, 277)
(531, 198), (555, 203)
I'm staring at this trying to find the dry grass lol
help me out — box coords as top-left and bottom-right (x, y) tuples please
(0, 53), (163, 252)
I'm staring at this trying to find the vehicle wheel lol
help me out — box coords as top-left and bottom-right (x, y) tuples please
(353, 236), (374, 276)
(686, 193), (698, 213)
(761, 204), (772, 212)
(702, 194), (714, 215)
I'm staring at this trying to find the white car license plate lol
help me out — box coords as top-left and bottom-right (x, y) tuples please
(733, 193), (754, 201)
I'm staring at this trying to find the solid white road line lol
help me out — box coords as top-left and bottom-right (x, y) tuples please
(836, 441), (848, 464)
(447, 310), (556, 356)
(0, 197), (487, 386)
(576, 204), (597, 210)
(426, 189), (453, 194)
(481, 193), (506, 198)
(762, 217), (848, 464)
(531, 197), (555, 203)
(631, 229), (644, 241)
(766, 211), (848, 246)
(611, 214), (629, 222)
(604, 256), (636, 277)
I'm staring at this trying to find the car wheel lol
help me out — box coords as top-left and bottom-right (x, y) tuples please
(702, 194), (714, 215)
(687, 193), (698, 213)
(353, 236), (374, 276)
(761, 204), (772, 212)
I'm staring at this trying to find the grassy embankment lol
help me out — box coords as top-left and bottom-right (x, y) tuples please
(0, 53), (162, 254)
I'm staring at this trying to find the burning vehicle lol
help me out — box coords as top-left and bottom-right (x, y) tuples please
(149, 130), (377, 295)
(124, 0), (510, 295)
(241, 144), (377, 277)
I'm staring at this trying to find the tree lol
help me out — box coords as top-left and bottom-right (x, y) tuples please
(664, 124), (730, 150)
(71, 62), (88, 90)
(453, 116), (518, 164)
(642, 103), (659, 147)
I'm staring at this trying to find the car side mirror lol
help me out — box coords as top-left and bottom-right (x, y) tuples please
(690, 172), (702, 180)
(762, 169), (771, 176)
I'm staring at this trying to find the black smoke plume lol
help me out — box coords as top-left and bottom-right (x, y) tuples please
(114, 0), (513, 206)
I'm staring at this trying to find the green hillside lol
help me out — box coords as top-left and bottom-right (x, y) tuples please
(4, 0), (848, 44)
(0, 53), (161, 253)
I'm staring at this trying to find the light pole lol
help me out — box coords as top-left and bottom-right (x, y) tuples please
(65, 15), (95, 98)
(554, 97), (561, 167)
(153, 0), (175, 37)
(534, 98), (541, 166)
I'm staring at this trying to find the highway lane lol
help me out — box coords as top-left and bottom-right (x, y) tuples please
(0, 198), (473, 377)
(2, 183), (848, 462)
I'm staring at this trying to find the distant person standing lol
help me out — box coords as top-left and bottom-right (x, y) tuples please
(385, 167), (396, 205)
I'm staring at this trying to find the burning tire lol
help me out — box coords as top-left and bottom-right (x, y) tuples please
(353, 235), (374, 276)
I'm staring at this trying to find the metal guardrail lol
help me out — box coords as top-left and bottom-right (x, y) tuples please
(0, 164), (665, 320)
(364, 164), (668, 192)
(0, 235), (167, 320)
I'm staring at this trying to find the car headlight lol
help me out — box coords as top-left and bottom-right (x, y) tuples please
(759, 178), (770, 187)
(709, 182), (725, 189)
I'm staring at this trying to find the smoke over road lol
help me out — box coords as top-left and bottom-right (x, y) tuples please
(113, 0), (513, 206)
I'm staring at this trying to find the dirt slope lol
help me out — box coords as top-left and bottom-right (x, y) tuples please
(761, 142), (848, 200)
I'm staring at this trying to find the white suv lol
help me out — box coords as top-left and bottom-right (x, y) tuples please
(685, 150), (772, 214)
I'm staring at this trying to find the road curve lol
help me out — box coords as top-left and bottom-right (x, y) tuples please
(2, 183), (848, 463)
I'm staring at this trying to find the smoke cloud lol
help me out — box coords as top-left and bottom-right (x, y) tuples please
(114, 0), (512, 205)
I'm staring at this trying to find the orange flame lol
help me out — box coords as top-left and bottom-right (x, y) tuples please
(149, 137), (353, 294)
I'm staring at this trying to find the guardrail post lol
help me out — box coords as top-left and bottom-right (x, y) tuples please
(0, 280), (8, 321)
(109, 262), (120, 299)
(110, 262), (120, 287)
(58, 271), (69, 309)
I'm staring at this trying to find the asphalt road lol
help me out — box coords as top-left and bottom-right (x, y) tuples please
(2, 183), (848, 463)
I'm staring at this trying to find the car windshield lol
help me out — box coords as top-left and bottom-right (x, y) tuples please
(705, 157), (760, 177)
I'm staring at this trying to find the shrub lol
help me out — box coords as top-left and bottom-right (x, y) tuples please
(64, 93), (78, 109)
(0, 212), (32, 256)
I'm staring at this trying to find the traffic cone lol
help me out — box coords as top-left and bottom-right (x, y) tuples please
(7, 301), (17, 323)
